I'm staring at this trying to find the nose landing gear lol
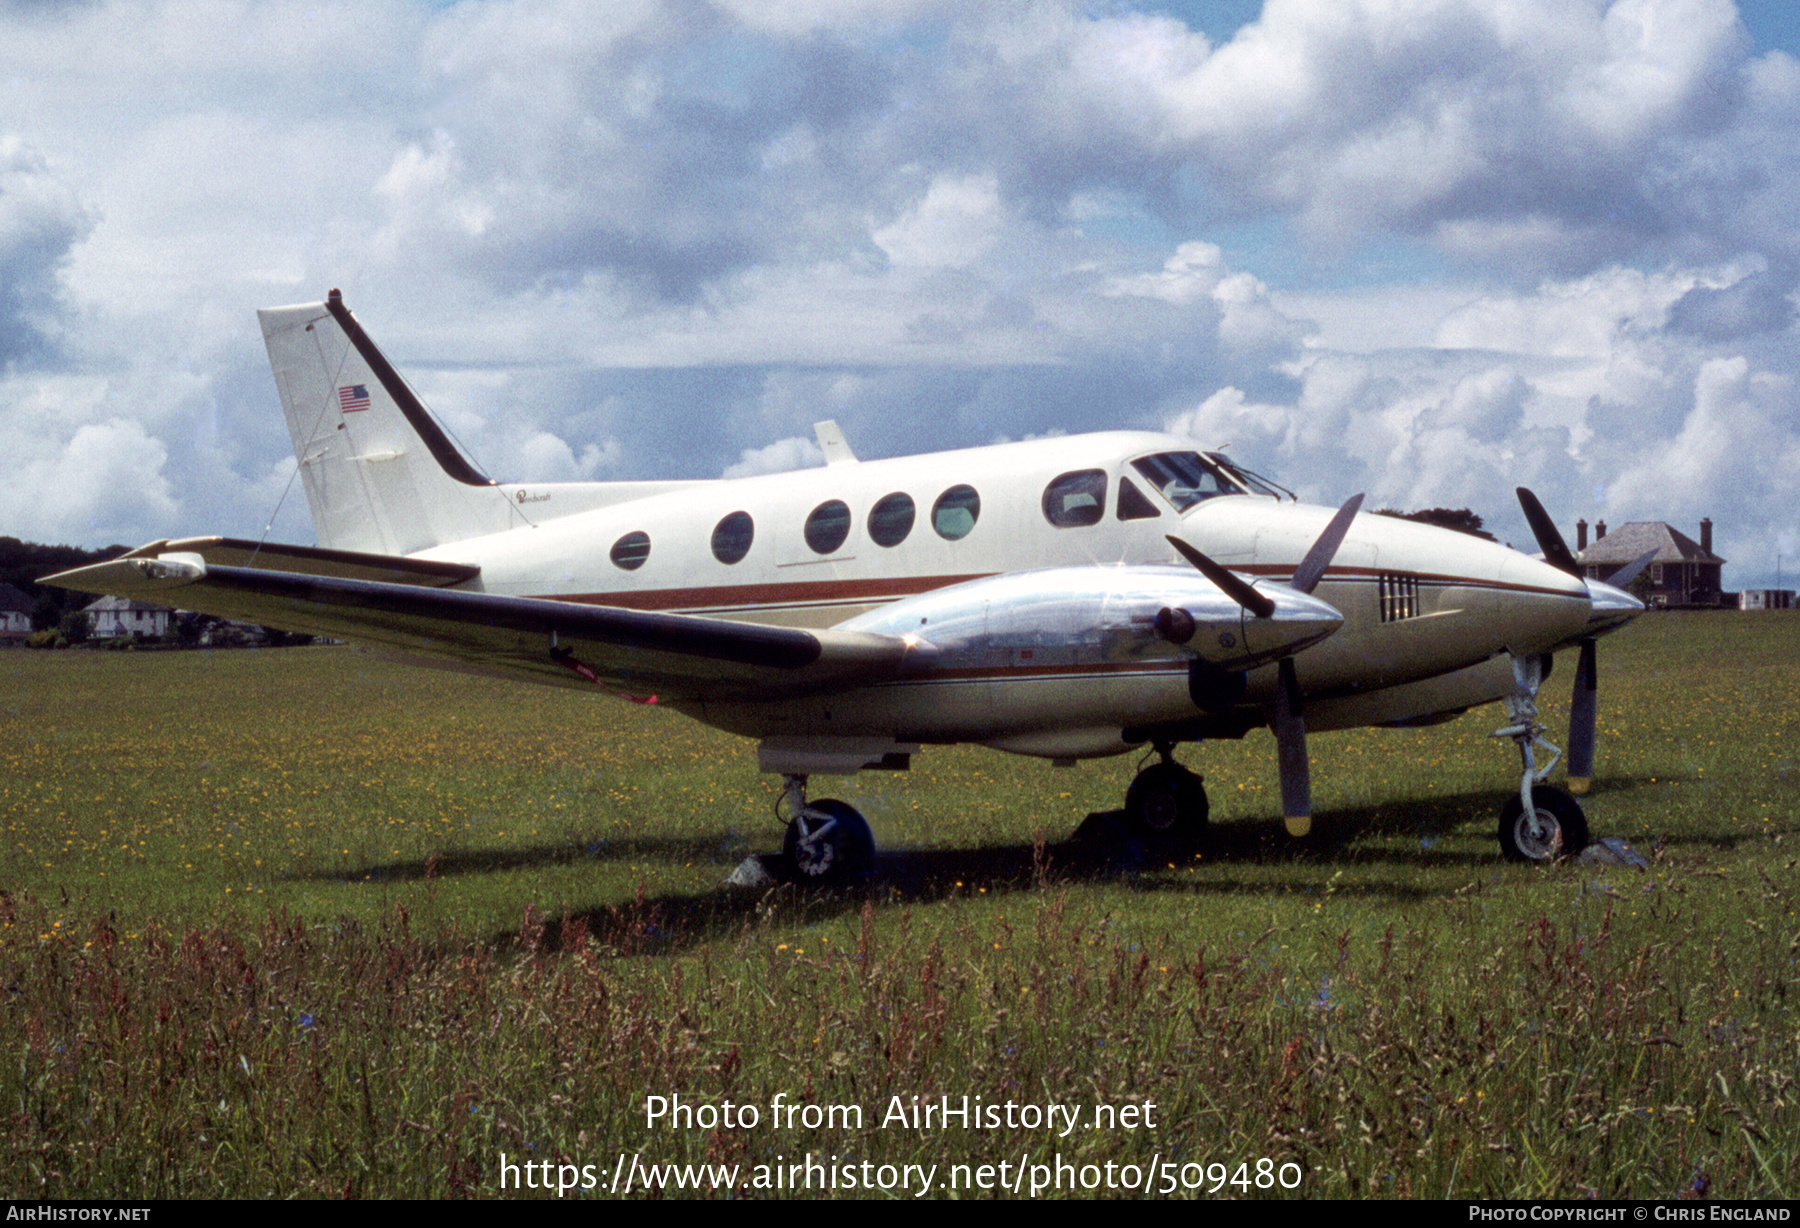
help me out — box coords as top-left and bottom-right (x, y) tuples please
(1499, 785), (1589, 862)
(1491, 654), (1590, 861)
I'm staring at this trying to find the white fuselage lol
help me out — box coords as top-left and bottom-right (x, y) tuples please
(418, 431), (1591, 759)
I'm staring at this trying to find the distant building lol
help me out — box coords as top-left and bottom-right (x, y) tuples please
(82, 595), (173, 639)
(1739, 589), (1794, 611)
(0, 582), (34, 641)
(1573, 518), (1727, 608)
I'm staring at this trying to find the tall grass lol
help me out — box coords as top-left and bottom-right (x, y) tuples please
(1, 612), (1796, 1197)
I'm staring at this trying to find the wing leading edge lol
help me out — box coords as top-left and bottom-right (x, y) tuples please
(44, 547), (926, 701)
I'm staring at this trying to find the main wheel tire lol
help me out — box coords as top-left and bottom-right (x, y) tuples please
(1124, 762), (1209, 836)
(783, 799), (874, 884)
(1497, 785), (1590, 862)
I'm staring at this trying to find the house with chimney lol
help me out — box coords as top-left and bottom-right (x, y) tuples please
(1573, 518), (1726, 608)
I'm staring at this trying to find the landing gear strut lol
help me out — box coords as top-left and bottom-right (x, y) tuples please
(1490, 654), (1589, 861)
(777, 775), (874, 884)
(1124, 744), (1208, 837)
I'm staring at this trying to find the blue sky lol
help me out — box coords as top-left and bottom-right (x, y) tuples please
(1158, 0), (1799, 56)
(2, 0), (1797, 586)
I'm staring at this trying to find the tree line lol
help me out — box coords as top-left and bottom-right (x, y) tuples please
(0, 536), (130, 632)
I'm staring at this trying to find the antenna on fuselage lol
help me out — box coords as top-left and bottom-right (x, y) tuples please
(813, 420), (858, 466)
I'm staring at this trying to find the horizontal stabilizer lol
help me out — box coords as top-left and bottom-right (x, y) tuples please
(116, 536), (479, 587)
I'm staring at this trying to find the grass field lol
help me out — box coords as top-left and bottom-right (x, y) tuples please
(2, 611), (1796, 1198)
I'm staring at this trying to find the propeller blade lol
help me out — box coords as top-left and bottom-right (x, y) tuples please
(1605, 549), (1657, 591)
(1567, 637), (1598, 796)
(1290, 493), (1364, 595)
(1515, 487), (1582, 577)
(1171, 498), (1358, 836)
(1164, 535), (1275, 618)
(1274, 657), (1312, 835)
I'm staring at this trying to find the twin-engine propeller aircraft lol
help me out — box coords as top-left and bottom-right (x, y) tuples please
(49, 290), (1646, 882)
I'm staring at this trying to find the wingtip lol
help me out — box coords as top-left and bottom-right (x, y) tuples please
(41, 554), (206, 596)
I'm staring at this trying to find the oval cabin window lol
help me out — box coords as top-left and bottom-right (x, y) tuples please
(868, 492), (915, 547)
(803, 500), (852, 555)
(609, 531), (651, 570)
(711, 511), (755, 564)
(931, 485), (981, 541)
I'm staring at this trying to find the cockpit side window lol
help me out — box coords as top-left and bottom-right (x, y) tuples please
(1115, 476), (1161, 521)
(1042, 470), (1108, 527)
(1131, 452), (1239, 511)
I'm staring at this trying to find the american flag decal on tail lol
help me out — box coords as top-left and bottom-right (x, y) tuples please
(338, 384), (371, 413)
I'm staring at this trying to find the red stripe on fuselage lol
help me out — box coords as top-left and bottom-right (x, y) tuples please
(546, 572), (993, 613)
(1230, 565), (1583, 599)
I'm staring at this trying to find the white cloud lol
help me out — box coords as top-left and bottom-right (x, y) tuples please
(509, 431), (624, 482)
(2, 416), (178, 545)
(873, 175), (1006, 269)
(1165, 385), (1297, 458)
(0, 136), (92, 362)
(0, 0), (1790, 587)
(1105, 241), (1223, 304)
(722, 435), (826, 479)
(935, 0), (1790, 271)
(1431, 265), (1720, 357)
(1608, 356), (1800, 538)
(1168, 255), (1800, 582)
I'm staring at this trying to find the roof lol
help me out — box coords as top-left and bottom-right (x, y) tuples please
(1575, 522), (1725, 567)
(0, 582), (34, 615)
(81, 595), (174, 614)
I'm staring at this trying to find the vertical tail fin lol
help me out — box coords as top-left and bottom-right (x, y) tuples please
(258, 290), (516, 554)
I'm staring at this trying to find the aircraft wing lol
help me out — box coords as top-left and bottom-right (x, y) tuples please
(43, 542), (926, 702)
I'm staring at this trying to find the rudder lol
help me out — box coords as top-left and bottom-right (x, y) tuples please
(259, 290), (516, 554)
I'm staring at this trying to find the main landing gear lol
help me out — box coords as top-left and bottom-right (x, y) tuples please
(1123, 743), (1209, 837)
(1490, 654), (1590, 861)
(777, 775), (874, 885)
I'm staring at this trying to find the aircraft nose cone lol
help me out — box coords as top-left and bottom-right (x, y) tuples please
(1585, 579), (1645, 634)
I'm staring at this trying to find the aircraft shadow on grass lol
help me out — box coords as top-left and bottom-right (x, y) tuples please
(283, 785), (1485, 885)
(275, 770), (1777, 959)
(472, 788), (1559, 956)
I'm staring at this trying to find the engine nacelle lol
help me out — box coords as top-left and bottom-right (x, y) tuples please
(837, 564), (1340, 673)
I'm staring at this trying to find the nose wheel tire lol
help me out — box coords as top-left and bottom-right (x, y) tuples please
(1125, 762), (1209, 837)
(1498, 785), (1589, 862)
(783, 799), (874, 884)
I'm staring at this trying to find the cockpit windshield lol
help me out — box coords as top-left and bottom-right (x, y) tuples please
(1205, 452), (1293, 501)
(1130, 450), (1294, 509)
(1132, 452), (1237, 511)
